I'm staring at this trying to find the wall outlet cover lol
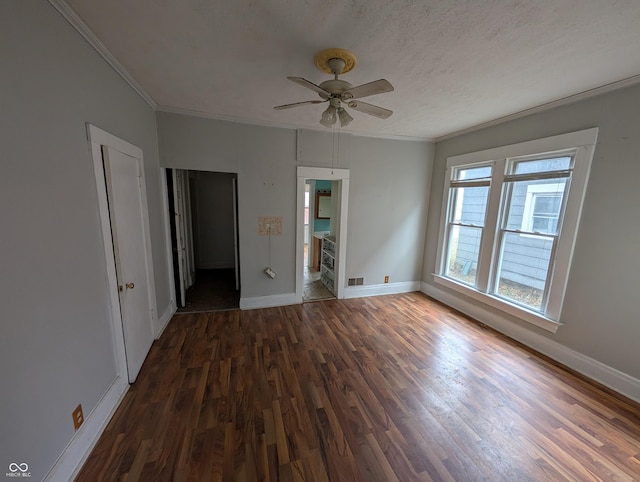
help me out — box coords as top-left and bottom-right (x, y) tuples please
(72, 404), (84, 430)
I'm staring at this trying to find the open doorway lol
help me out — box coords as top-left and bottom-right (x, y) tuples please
(303, 179), (336, 301)
(296, 167), (350, 303)
(166, 169), (240, 312)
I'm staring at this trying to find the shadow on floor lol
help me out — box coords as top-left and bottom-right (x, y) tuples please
(177, 268), (239, 313)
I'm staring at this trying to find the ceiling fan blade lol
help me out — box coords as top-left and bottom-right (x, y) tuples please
(287, 77), (330, 99)
(342, 79), (394, 100)
(347, 100), (393, 119)
(274, 100), (326, 110)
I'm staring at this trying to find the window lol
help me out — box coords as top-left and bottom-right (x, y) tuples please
(444, 165), (491, 286)
(435, 129), (598, 332)
(521, 183), (564, 234)
(304, 190), (310, 224)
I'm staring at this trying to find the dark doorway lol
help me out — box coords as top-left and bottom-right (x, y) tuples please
(167, 169), (240, 312)
(176, 268), (239, 312)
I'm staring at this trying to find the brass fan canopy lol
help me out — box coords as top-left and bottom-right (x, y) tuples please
(314, 48), (357, 75)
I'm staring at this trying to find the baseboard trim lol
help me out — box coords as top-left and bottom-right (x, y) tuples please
(44, 376), (129, 481)
(344, 281), (421, 299)
(156, 301), (177, 339)
(421, 282), (640, 404)
(240, 293), (301, 310)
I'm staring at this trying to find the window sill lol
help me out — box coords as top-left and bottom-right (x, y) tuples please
(432, 274), (561, 333)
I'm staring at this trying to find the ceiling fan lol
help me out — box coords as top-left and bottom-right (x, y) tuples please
(274, 48), (394, 128)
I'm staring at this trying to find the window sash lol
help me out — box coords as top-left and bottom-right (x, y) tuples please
(443, 173), (491, 285)
(491, 228), (559, 313)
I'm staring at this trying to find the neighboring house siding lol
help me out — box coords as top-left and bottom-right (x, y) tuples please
(456, 183), (553, 289)
(454, 187), (486, 271)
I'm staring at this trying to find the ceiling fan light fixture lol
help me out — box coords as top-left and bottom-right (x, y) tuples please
(320, 105), (337, 127)
(275, 48), (394, 127)
(338, 108), (353, 127)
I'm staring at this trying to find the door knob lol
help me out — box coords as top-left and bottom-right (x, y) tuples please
(126, 282), (135, 290)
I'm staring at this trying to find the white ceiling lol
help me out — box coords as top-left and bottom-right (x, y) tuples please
(64, 0), (640, 140)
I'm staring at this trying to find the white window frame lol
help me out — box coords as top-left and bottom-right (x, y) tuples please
(434, 128), (598, 333)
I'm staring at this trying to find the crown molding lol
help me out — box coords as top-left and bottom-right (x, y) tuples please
(436, 74), (640, 142)
(156, 105), (432, 143)
(48, 0), (157, 109)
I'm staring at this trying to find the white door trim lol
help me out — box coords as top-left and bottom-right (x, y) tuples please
(296, 167), (350, 300)
(87, 124), (158, 380)
(159, 168), (177, 336)
(172, 169), (187, 306)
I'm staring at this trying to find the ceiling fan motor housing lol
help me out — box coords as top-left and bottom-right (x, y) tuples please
(318, 79), (353, 97)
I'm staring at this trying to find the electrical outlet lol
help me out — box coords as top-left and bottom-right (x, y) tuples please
(72, 404), (84, 430)
(384, 275), (389, 283)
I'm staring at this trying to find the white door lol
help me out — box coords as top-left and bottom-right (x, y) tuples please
(102, 146), (154, 382)
(232, 177), (240, 290)
(184, 175), (195, 288)
(172, 169), (187, 306)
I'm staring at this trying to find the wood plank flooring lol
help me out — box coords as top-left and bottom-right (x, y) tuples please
(76, 293), (640, 481)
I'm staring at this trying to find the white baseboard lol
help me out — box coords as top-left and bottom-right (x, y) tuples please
(343, 281), (421, 299)
(156, 301), (177, 338)
(421, 282), (640, 404)
(240, 292), (301, 310)
(44, 376), (129, 481)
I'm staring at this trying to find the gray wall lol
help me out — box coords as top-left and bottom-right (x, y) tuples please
(348, 136), (433, 285)
(424, 83), (640, 381)
(157, 112), (433, 297)
(157, 114), (299, 298)
(0, 2), (171, 479)
(191, 171), (237, 270)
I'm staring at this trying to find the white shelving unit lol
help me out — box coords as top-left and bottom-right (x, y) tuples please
(320, 235), (336, 295)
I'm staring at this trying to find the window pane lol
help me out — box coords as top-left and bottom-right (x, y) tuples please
(504, 179), (566, 233)
(450, 186), (489, 225)
(454, 165), (492, 181)
(532, 214), (557, 233)
(446, 225), (482, 285)
(512, 156), (571, 174)
(531, 194), (561, 233)
(494, 232), (554, 311)
(533, 194), (561, 215)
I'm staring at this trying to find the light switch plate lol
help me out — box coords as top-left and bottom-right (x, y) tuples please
(258, 216), (282, 236)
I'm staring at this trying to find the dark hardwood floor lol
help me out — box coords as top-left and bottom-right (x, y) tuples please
(76, 293), (640, 481)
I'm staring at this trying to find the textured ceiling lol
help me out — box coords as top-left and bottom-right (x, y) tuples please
(65, 0), (640, 139)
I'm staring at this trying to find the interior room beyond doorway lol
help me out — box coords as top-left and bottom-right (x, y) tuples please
(166, 169), (240, 312)
(303, 179), (336, 302)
